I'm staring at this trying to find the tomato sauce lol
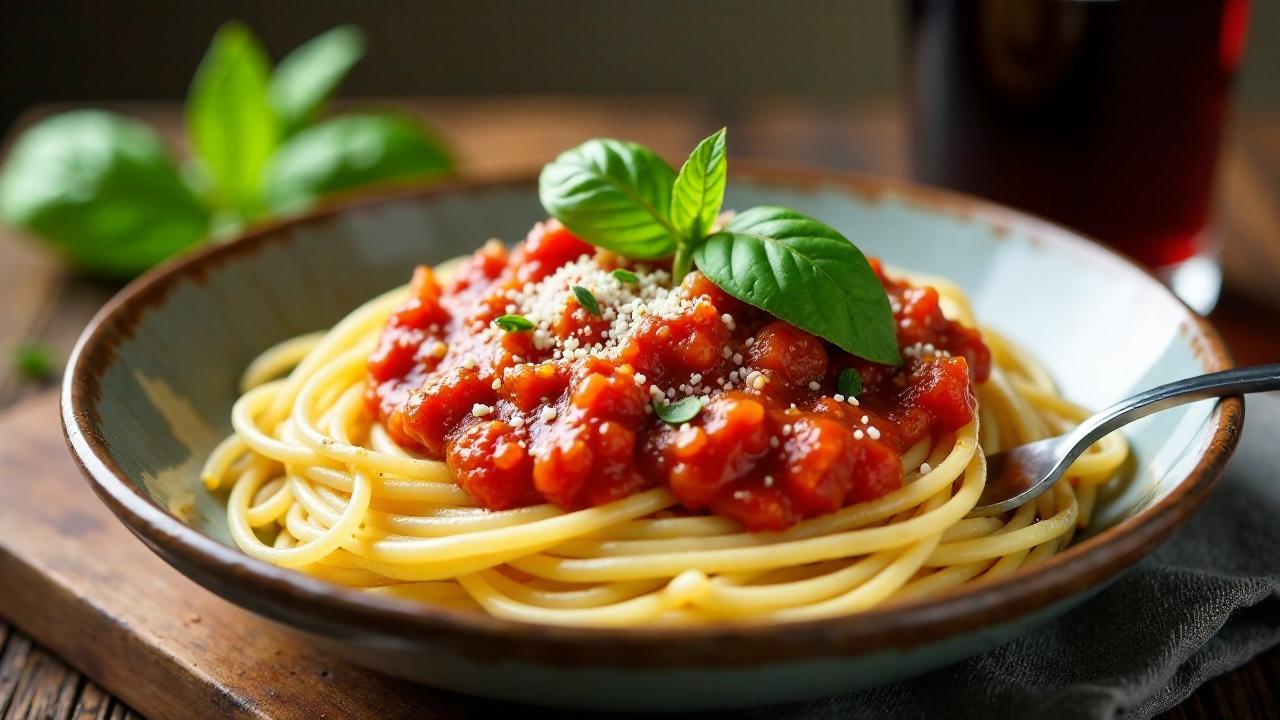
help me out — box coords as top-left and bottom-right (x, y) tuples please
(367, 221), (990, 531)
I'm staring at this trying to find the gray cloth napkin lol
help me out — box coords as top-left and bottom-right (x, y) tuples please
(743, 391), (1280, 720)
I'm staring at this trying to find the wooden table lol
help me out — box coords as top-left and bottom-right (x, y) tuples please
(1, 98), (1278, 719)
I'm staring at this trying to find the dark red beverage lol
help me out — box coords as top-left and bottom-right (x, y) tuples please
(908, 0), (1249, 268)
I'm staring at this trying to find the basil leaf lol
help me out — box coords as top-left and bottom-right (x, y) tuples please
(654, 397), (702, 425)
(570, 286), (601, 316)
(270, 25), (365, 135)
(694, 206), (900, 366)
(187, 22), (279, 217)
(539, 139), (678, 260)
(11, 340), (57, 380)
(494, 314), (534, 332)
(837, 368), (863, 397)
(0, 111), (210, 278)
(611, 268), (639, 284)
(265, 113), (452, 213)
(671, 128), (727, 241)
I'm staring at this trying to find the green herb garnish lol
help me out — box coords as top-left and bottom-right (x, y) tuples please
(837, 368), (863, 398)
(493, 314), (535, 332)
(670, 128), (727, 279)
(0, 23), (452, 279)
(12, 340), (56, 381)
(539, 140), (677, 260)
(611, 268), (639, 284)
(265, 113), (451, 213)
(654, 397), (702, 425)
(538, 131), (900, 366)
(269, 25), (365, 134)
(0, 111), (211, 278)
(697, 208), (899, 365)
(571, 286), (601, 316)
(187, 22), (279, 218)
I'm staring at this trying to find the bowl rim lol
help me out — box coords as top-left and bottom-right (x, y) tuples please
(62, 165), (1244, 667)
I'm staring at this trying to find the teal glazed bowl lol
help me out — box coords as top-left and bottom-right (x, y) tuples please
(62, 168), (1243, 711)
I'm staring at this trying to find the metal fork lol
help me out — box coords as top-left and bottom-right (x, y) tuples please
(969, 363), (1280, 517)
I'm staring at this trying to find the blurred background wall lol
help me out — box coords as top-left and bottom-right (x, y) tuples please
(4, 0), (1276, 136)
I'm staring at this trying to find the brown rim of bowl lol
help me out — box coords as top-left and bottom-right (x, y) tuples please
(62, 164), (1244, 668)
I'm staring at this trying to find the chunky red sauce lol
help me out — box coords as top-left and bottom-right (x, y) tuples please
(367, 221), (991, 531)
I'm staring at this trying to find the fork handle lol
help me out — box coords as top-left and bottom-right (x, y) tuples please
(1058, 363), (1280, 469)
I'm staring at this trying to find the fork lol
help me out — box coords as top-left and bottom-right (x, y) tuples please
(969, 363), (1280, 517)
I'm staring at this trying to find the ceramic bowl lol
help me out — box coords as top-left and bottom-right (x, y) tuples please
(62, 168), (1243, 711)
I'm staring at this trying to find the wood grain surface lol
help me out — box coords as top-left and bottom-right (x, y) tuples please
(1, 98), (1278, 720)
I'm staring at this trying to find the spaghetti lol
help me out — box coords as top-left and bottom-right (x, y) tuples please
(202, 232), (1127, 627)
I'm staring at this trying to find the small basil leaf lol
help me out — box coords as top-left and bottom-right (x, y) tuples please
(0, 111), (210, 278)
(270, 25), (365, 135)
(265, 113), (452, 213)
(611, 268), (639, 283)
(570, 285), (601, 316)
(671, 128), (727, 241)
(694, 206), (900, 366)
(494, 314), (535, 332)
(187, 22), (279, 217)
(837, 368), (863, 397)
(11, 340), (57, 381)
(539, 139), (678, 260)
(654, 396), (702, 425)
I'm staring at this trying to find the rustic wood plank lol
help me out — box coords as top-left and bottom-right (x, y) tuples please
(0, 632), (31, 717)
(0, 255), (117, 409)
(110, 708), (144, 720)
(2, 642), (81, 720)
(105, 705), (138, 720)
(0, 232), (69, 407)
(70, 683), (115, 720)
(0, 106), (69, 409)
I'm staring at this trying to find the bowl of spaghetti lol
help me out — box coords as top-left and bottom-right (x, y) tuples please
(63, 144), (1242, 710)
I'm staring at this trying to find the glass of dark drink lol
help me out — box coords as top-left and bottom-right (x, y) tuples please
(908, 0), (1250, 312)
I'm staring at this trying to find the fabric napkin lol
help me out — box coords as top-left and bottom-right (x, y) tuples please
(740, 391), (1280, 720)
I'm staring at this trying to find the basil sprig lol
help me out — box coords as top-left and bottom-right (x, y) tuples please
(0, 22), (453, 279)
(538, 131), (900, 366)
